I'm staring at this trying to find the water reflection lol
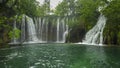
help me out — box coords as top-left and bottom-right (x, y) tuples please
(85, 46), (108, 68)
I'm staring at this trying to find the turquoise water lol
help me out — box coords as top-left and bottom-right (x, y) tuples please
(0, 44), (120, 68)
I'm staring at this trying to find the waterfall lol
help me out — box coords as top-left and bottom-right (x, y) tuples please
(41, 18), (46, 42)
(45, 18), (48, 42)
(82, 14), (107, 45)
(38, 18), (42, 41)
(56, 18), (60, 42)
(21, 15), (26, 43)
(63, 25), (69, 43)
(56, 18), (68, 43)
(11, 15), (69, 44)
(26, 16), (39, 43)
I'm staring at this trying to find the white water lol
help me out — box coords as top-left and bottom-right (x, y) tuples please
(63, 25), (68, 43)
(11, 15), (68, 44)
(56, 18), (60, 42)
(26, 16), (39, 42)
(38, 18), (42, 41)
(81, 14), (107, 45)
(11, 14), (106, 44)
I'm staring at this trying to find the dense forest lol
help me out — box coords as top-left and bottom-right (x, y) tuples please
(0, 0), (120, 46)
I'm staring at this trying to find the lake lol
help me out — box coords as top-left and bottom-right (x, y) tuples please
(0, 44), (120, 68)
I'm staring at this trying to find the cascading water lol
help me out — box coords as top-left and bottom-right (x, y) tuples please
(26, 16), (39, 43)
(11, 15), (69, 44)
(56, 18), (60, 42)
(56, 18), (68, 43)
(21, 15), (26, 43)
(82, 14), (107, 45)
(63, 25), (69, 43)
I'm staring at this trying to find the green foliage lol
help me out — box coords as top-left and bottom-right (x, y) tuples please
(8, 28), (21, 39)
(16, 0), (38, 16)
(54, 0), (75, 16)
(0, 0), (47, 44)
(0, 17), (5, 25)
(0, 16), (10, 30)
(79, 0), (98, 31)
(102, 0), (120, 23)
(102, 0), (120, 45)
(54, 0), (69, 16)
(0, 0), (47, 17)
(76, 0), (100, 17)
(76, 0), (104, 28)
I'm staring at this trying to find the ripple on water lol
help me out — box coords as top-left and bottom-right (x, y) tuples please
(29, 66), (36, 68)
(6, 52), (18, 60)
(34, 62), (40, 65)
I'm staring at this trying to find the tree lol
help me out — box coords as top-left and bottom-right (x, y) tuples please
(54, 0), (76, 16)
(0, 0), (46, 44)
(102, 0), (120, 45)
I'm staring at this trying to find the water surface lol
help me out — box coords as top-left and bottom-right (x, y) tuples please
(0, 44), (120, 68)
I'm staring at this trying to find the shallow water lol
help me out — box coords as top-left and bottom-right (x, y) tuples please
(0, 44), (120, 68)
